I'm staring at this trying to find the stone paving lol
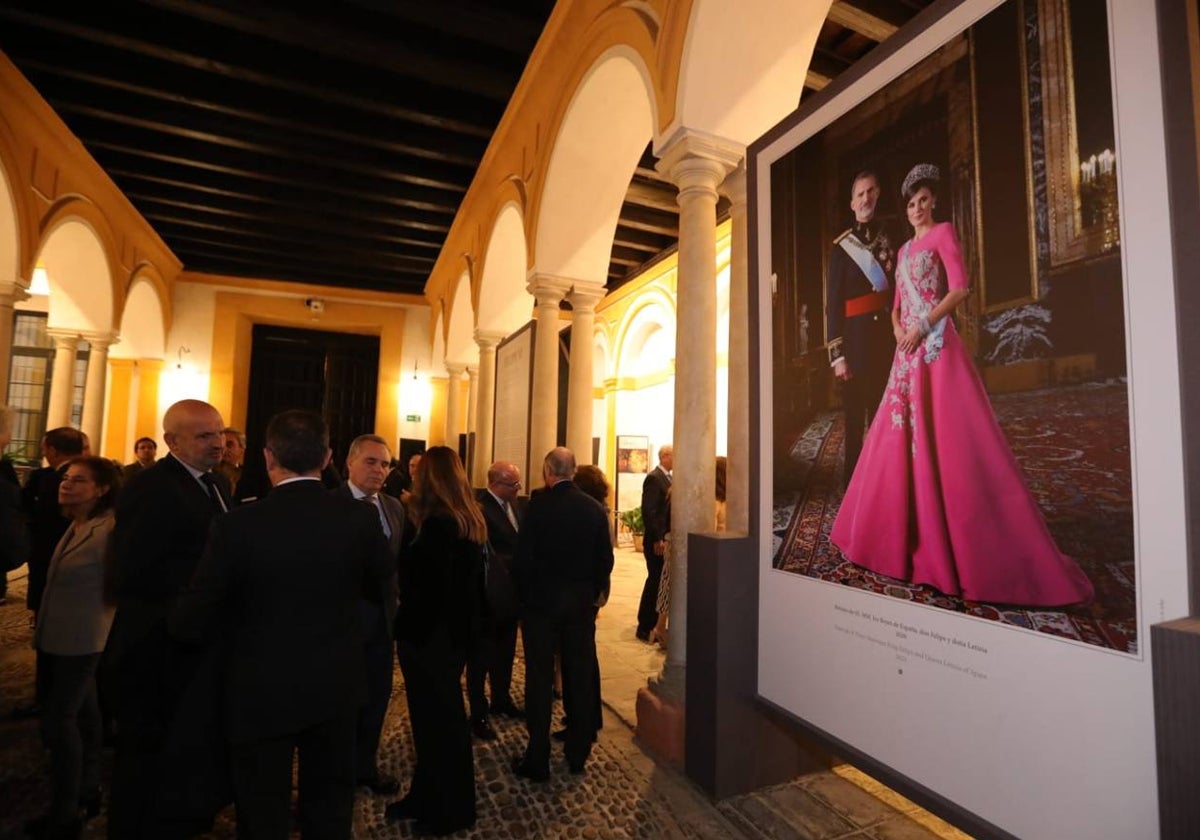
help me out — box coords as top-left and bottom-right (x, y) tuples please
(0, 545), (968, 840)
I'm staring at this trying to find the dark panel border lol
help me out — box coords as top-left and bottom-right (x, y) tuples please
(1156, 0), (1200, 612)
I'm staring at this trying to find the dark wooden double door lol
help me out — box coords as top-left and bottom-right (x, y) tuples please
(245, 325), (380, 472)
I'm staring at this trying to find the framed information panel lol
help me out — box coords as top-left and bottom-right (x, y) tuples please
(751, 1), (1189, 837)
(493, 322), (534, 488)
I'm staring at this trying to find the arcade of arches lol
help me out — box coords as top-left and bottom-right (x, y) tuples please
(0, 0), (826, 778)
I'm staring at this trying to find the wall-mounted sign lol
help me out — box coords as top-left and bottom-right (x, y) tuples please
(405, 414), (421, 422)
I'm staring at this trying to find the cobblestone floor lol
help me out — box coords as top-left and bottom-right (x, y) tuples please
(0, 549), (967, 840)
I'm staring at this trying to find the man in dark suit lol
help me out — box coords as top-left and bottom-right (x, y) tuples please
(826, 169), (895, 482)
(636, 444), (672, 641)
(334, 433), (404, 795)
(512, 448), (613, 780)
(172, 409), (394, 840)
(22, 427), (85, 614)
(106, 399), (230, 839)
(121, 436), (158, 480)
(467, 460), (526, 740)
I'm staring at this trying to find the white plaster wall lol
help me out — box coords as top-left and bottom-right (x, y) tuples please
(159, 281), (216, 420)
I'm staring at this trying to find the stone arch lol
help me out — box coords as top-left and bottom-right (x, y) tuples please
(671, 0), (825, 145)
(126, 262), (172, 337)
(615, 294), (677, 377)
(593, 321), (613, 381)
(0, 140), (21, 292)
(445, 270), (476, 366)
(430, 308), (447, 377)
(112, 276), (167, 361)
(476, 201), (529, 336)
(36, 215), (115, 333)
(532, 46), (657, 285)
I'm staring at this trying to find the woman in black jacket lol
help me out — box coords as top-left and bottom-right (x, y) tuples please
(385, 446), (485, 837)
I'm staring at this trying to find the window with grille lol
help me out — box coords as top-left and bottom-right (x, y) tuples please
(5, 313), (89, 464)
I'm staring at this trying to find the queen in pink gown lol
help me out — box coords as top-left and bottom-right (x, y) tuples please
(830, 164), (1093, 607)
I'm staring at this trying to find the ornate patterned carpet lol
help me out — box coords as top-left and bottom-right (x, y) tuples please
(772, 381), (1136, 653)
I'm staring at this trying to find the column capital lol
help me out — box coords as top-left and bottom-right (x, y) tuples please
(720, 161), (748, 208)
(445, 362), (467, 377)
(654, 127), (744, 195)
(474, 329), (507, 350)
(44, 327), (82, 346)
(525, 273), (573, 307)
(80, 330), (120, 350)
(567, 283), (606, 314)
(465, 364), (478, 377)
(0, 279), (30, 306)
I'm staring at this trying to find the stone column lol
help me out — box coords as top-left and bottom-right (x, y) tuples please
(444, 363), (465, 450)
(465, 363), (479, 478)
(566, 284), (605, 464)
(721, 162), (749, 533)
(466, 365), (479, 435)
(45, 329), (81, 429)
(0, 280), (29, 401)
(80, 331), (118, 452)
(527, 274), (572, 486)
(654, 128), (742, 693)
(473, 330), (505, 486)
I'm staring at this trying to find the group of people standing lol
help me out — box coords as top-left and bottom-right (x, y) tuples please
(3, 396), (614, 839)
(824, 163), (1094, 608)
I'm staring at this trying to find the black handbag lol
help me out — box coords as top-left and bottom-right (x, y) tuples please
(483, 543), (520, 622)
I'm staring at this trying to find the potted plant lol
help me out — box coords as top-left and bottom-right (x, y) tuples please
(619, 506), (645, 552)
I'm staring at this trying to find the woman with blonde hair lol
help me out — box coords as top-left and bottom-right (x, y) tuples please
(386, 446), (485, 836)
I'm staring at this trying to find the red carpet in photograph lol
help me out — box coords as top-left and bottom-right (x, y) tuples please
(771, 381), (1136, 653)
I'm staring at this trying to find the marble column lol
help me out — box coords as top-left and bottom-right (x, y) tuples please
(45, 329), (81, 429)
(527, 274), (572, 486)
(466, 365), (479, 435)
(473, 330), (505, 486)
(444, 363), (465, 450)
(566, 284), (605, 464)
(80, 331), (118, 452)
(654, 128), (742, 695)
(721, 162), (749, 533)
(0, 280), (29, 401)
(465, 363), (479, 477)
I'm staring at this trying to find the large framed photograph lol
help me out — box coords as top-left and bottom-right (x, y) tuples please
(751, 1), (1190, 837)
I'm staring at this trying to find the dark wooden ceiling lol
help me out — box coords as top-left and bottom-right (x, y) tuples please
(0, 0), (931, 298)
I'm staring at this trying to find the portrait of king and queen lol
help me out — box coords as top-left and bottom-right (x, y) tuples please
(769, 0), (1136, 654)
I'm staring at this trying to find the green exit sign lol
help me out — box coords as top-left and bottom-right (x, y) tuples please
(405, 414), (421, 422)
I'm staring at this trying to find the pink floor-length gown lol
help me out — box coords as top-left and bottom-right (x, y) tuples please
(830, 221), (1094, 607)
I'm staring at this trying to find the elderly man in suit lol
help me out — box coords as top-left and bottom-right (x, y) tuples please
(512, 448), (613, 781)
(106, 399), (230, 839)
(334, 433), (405, 795)
(467, 460), (526, 741)
(636, 444), (672, 641)
(172, 410), (394, 840)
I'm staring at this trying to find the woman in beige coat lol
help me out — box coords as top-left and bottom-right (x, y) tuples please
(29, 456), (119, 840)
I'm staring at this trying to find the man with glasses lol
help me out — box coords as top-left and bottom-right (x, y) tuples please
(468, 461), (526, 740)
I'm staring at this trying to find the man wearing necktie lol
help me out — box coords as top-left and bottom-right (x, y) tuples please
(334, 434), (405, 795)
(469, 461), (527, 739)
(107, 399), (232, 838)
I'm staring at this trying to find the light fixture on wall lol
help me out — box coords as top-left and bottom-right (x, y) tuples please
(29, 263), (50, 296)
(177, 345), (191, 369)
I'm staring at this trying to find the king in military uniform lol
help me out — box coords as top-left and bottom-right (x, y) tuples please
(826, 169), (895, 484)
